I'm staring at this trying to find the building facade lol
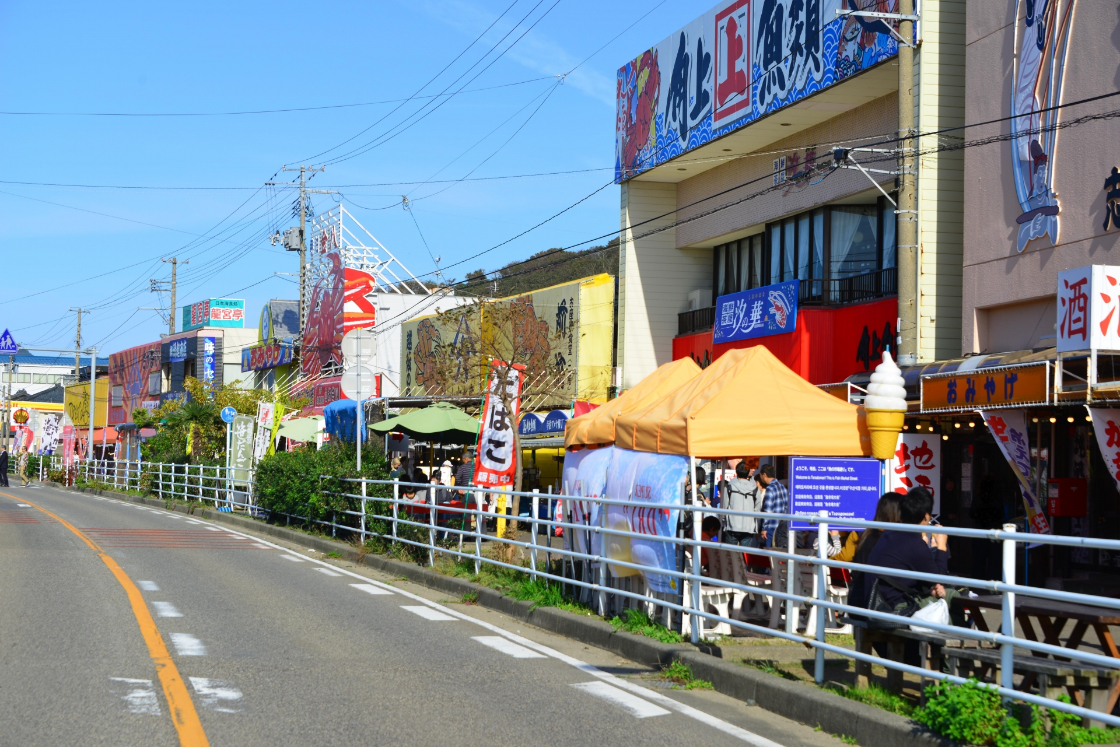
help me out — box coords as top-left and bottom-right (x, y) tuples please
(615, 0), (965, 388)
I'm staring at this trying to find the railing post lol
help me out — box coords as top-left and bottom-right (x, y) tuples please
(360, 492), (367, 544)
(474, 489), (483, 576)
(1001, 523), (1018, 700)
(427, 487), (436, 567)
(815, 510), (828, 684)
(598, 493), (608, 618)
(530, 489), (539, 578)
(688, 455), (701, 643)
(392, 481), (399, 544)
(785, 524), (798, 635)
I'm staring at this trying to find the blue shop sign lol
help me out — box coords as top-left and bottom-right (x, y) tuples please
(713, 279), (798, 344)
(789, 457), (881, 531)
(542, 410), (569, 434)
(168, 338), (188, 363)
(518, 413), (543, 436)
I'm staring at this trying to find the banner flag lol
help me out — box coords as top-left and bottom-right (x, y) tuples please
(473, 362), (524, 488)
(1087, 408), (1120, 494)
(253, 402), (276, 462)
(230, 414), (255, 486)
(982, 410), (1051, 534)
(561, 446), (613, 558)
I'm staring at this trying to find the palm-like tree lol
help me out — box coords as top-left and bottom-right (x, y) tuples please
(166, 400), (222, 457)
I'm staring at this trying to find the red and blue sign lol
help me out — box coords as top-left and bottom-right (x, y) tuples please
(713, 279), (798, 344)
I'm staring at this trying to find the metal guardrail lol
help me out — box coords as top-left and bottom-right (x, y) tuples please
(50, 458), (1120, 727)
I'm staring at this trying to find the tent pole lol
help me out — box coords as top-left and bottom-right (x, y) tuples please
(688, 454), (701, 644)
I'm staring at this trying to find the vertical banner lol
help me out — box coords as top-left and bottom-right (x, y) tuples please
(886, 434), (942, 516)
(230, 415), (255, 486)
(253, 402), (276, 462)
(982, 411), (1052, 534)
(62, 425), (75, 467)
(473, 362), (524, 488)
(1087, 408), (1120, 495)
(41, 413), (61, 454)
(603, 448), (645, 578)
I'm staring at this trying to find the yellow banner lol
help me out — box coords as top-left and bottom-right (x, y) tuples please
(64, 379), (109, 427)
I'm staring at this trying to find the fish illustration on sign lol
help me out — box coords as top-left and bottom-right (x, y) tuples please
(768, 289), (792, 328)
(1010, 0), (1075, 252)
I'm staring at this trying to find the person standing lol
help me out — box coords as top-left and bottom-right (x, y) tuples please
(721, 461), (762, 548)
(0, 446), (9, 488)
(757, 464), (788, 550)
(17, 448), (30, 487)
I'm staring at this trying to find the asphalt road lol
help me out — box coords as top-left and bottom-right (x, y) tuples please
(0, 483), (843, 747)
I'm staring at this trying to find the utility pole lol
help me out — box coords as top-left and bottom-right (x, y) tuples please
(896, 0), (919, 365)
(159, 258), (188, 336)
(69, 308), (88, 380)
(4, 354), (11, 451)
(276, 165), (326, 333)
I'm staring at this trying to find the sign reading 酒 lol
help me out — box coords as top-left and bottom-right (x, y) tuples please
(1057, 266), (1120, 353)
(713, 279), (798, 343)
(921, 362), (1051, 413)
(616, 0), (900, 181)
(789, 457), (881, 531)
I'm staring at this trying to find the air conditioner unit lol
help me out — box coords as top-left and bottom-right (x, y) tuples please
(687, 288), (712, 311)
(282, 227), (302, 252)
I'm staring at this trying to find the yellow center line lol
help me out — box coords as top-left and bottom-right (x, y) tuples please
(3, 491), (210, 747)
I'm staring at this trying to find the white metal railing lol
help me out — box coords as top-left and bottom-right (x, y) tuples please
(46, 459), (1120, 728)
(45, 456), (254, 511)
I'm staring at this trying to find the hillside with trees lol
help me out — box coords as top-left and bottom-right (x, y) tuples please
(457, 238), (619, 297)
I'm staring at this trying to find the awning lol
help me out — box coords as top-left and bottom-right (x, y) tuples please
(276, 416), (324, 443)
(564, 357), (701, 448)
(615, 346), (871, 457)
(371, 401), (479, 444)
(520, 436), (566, 449)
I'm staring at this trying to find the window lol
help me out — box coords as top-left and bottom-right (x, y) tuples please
(769, 224), (781, 285)
(149, 372), (161, 395)
(33, 373), (62, 384)
(712, 234), (766, 298)
(112, 385), (123, 407)
(12, 373), (30, 383)
(830, 206), (878, 279)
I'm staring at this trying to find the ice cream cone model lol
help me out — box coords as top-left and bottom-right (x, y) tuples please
(863, 351), (909, 460)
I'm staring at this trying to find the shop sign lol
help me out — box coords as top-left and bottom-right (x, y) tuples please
(981, 411), (1051, 534)
(713, 279), (798, 344)
(1057, 265), (1120, 352)
(542, 410), (569, 434)
(789, 457), (881, 531)
(886, 434), (941, 516)
(241, 341), (294, 372)
(518, 412), (543, 436)
(201, 338), (216, 385)
(921, 362), (1050, 413)
(181, 298), (245, 332)
(312, 377), (343, 409)
(168, 339), (188, 363)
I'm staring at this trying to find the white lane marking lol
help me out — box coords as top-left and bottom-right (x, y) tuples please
(173, 513), (778, 744)
(136, 581), (160, 592)
(401, 605), (456, 621)
(189, 677), (243, 713)
(315, 568), (343, 577)
(169, 633), (206, 656)
(349, 583), (394, 595)
(152, 602), (182, 618)
(17, 504), (30, 507)
(203, 527), (220, 532)
(252, 544), (269, 549)
(280, 555), (306, 562)
(571, 681), (670, 718)
(109, 677), (160, 715)
(472, 636), (546, 659)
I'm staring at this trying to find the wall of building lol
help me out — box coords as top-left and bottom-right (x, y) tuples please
(915, 0), (967, 361)
(962, 0), (1120, 354)
(674, 93), (898, 248)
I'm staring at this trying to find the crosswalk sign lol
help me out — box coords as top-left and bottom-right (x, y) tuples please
(0, 329), (17, 354)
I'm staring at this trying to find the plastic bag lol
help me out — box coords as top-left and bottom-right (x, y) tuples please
(909, 598), (949, 634)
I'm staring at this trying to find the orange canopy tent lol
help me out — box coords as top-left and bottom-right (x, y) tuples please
(614, 346), (870, 457)
(564, 357), (702, 449)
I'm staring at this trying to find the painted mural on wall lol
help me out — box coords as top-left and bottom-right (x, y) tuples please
(615, 0), (899, 181)
(1010, 0), (1075, 252)
(301, 251), (345, 379)
(108, 342), (161, 424)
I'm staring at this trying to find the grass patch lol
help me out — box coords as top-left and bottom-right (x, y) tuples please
(663, 659), (714, 690)
(609, 608), (684, 644)
(460, 591), (479, 605)
(325, 551), (342, 559)
(839, 735), (858, 745)
(747, 660), (799, 681)
(825, 683), (913, 717)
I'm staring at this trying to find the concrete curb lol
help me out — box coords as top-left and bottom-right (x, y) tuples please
(51, 482), (954, 747)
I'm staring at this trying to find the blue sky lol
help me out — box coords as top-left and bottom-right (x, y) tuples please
(0, 0), (698, 354)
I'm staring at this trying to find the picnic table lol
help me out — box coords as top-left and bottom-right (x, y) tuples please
(401, 499), (469, 525)
(953, 594), (1120, 713)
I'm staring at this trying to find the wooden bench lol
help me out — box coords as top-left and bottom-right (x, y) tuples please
(843, 616), (976, 698)
(945, 646), (1120, 726)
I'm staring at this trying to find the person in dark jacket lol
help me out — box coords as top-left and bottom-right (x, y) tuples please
(848, 493), (902, 609)
(0, 447), (8, 488)
(864, 488), (949, 610)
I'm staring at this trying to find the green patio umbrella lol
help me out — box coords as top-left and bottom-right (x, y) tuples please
(370, 402), (479, 444)
(275, 415), (324, 443)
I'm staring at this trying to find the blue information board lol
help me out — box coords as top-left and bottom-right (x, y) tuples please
(789, 457), (882, 531)
(713, 279), (798, 344)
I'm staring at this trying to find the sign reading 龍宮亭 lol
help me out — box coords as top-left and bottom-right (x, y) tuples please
(921, 362), (1050, 414)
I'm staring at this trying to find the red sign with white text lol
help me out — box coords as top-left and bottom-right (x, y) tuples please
(473, 363), (524, 488)
(887, 434), (941, 515)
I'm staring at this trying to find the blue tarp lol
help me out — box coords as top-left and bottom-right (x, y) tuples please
(324, 399), (369, 443)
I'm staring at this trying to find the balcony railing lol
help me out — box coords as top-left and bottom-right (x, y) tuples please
(677, 268), (897, 336)
(678, 305), (716, 336)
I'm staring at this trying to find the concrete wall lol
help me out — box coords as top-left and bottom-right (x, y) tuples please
(962, 0), (1120, 354)
(915, 0), (966, 361)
